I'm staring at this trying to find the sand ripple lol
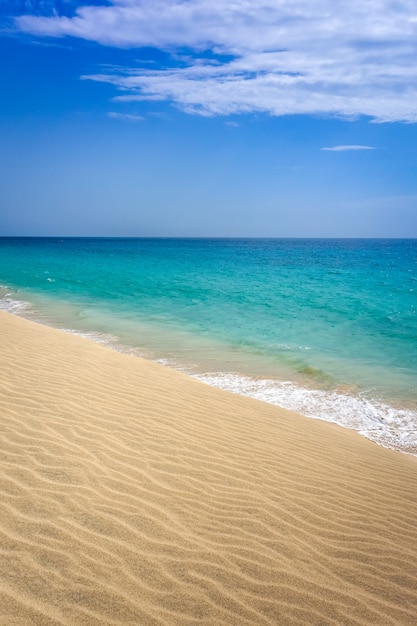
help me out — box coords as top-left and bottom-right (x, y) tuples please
(1, 312), (417, 625)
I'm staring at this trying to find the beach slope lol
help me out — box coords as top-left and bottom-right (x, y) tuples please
(0, 311), (416, 625)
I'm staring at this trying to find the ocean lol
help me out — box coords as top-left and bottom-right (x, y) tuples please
(1, 237), (416, 454)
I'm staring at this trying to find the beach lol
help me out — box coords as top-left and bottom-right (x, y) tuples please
(2, 237), (417, 455)
(1, 310), (417, 625)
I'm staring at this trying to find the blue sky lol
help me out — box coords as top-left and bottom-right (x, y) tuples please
(1, 0), (417, 237)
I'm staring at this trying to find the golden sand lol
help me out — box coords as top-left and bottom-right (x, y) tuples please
(0, 310), (416, 625)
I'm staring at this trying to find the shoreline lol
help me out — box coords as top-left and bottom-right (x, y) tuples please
(1, 310), (417, 625)
(2, 288), (417, 456)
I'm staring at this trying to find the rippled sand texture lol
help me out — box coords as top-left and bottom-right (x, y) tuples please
(1, 311), (417, 626)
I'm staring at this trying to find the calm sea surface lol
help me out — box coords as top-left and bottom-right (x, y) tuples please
(1, 237), (416, 454)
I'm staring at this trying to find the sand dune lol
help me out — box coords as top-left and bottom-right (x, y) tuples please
(0, 310), (416, 625)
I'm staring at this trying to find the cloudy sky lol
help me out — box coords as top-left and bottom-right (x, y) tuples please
(1, 0), (417, 236)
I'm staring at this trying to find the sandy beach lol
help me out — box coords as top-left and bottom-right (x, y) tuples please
(1, 310), (416, 625)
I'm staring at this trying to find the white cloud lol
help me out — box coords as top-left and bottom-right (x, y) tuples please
(14, 1), (417, 122)
(321, 145), (377, 151)
(107, 111), (144, 121)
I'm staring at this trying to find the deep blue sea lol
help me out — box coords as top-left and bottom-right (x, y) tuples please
(1, 237), (416, 454)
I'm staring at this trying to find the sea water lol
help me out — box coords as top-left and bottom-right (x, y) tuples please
(1, 237), (416, 454)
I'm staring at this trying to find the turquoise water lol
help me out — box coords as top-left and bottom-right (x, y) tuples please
(1, 237), (416, 453)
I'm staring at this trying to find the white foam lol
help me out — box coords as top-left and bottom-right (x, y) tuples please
(0, 290), (31, 314)
(193, 372), (417, 455)
(61, 328), (120, 347)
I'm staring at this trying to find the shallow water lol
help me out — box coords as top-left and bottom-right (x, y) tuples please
(1, 237), (416, 453)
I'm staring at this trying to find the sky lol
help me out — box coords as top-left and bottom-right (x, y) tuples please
(1, 0), (417, 237)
